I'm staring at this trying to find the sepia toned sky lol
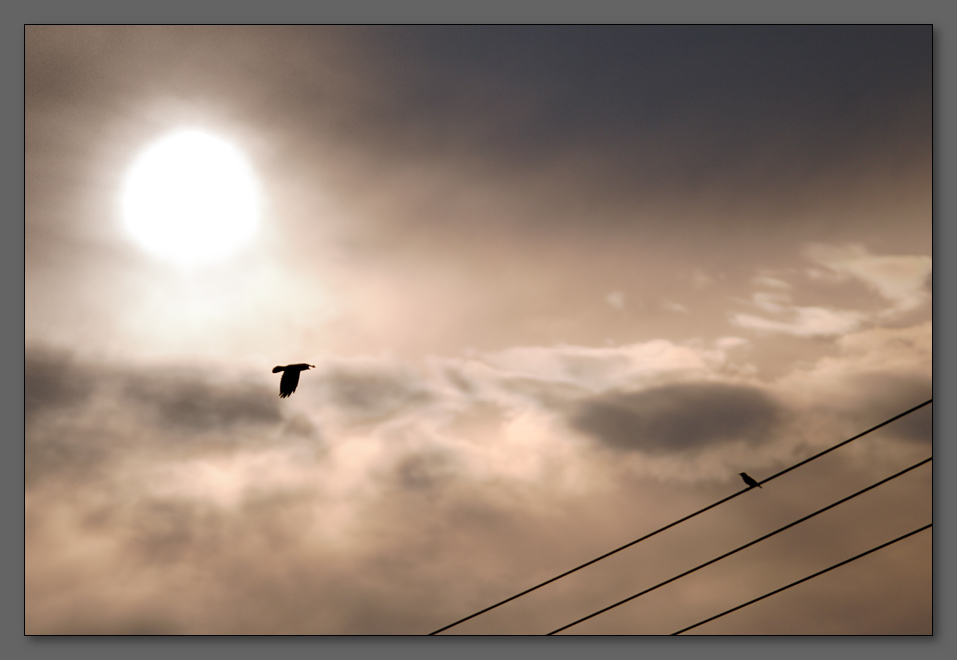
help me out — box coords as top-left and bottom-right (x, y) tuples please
(24, 25), (932, 635)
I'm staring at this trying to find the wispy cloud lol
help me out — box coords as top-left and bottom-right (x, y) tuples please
(663, 301), (690, 314)
(730, 306), (866, 337)
(729, 244), (930, 337)
(729, 285), (866, 337)
(605, 290), (625, 310)
(803, 243), (931, 317)
(751, 274), (792, 290)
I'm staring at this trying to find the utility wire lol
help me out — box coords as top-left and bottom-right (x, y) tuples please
(752, 399), (931, 488)
(672, 522), (932, 635)
(429, 397), (931, 635)
(547, 456), (930, 634)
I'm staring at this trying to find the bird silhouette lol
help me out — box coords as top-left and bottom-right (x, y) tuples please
(272, 363), (315, 398)
(739, 472), (762, 489)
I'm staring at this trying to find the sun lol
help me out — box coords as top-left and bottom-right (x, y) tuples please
(121, 128), (262, 265)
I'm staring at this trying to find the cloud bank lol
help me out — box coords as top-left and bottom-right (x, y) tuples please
(25, 314), (930, 633)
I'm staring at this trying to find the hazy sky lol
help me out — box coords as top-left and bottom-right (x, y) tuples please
(25, 25), (931, 635)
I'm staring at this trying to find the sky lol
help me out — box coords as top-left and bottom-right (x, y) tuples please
(24, 25), (932, 635)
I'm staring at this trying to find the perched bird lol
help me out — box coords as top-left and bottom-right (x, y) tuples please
(739, 472), (762, 489)
(272, 363), (315, 398)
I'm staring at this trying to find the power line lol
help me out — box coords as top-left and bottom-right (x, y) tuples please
(755, 398), (931, 487)
(672, 522), (932, 635)
(429, 397), (932, 634)
(547, 456), (930, 634)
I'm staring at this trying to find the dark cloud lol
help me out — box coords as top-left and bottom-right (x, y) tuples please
(320, 365), (432, 424)
(124, 498), (218, 564)
(570, 382), (783, 454)
(25, 346), (98, 423)
(25, 425), (112, 488)
(26, 345), (284, 434)
(392, 449), (458, 492)
(25, 345), (289, 487)
(123, 371), (282, 433)
(25, 346), (112, 485)
(281, 413), (320, 440)
(442, 365), (476, 395)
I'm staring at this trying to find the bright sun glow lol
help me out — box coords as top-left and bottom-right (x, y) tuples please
(121, 129), (262, 265)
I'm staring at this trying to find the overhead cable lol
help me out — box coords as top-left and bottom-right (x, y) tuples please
(547, 456), (930, 634)
(429, 397), (931, 635)
(672, 523), (932, 635)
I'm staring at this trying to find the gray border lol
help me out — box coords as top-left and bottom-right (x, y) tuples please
(11, 1), (952, 659)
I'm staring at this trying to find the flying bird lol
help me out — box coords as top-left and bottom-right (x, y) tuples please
(272, 363), (315, 398)
(739, 472), (762, 489)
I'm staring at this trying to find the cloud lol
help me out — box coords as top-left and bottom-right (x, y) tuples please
(24, 347), (295, 488)
(25, 419), (114, 488)
(25, 348), (285, 436)
(662, 301), (690, 314)
(124, 372), (282, 432)
(24, 334), (931, 634)
(605, 290), (625, 310)
(471, 340), (727, 394)
(732, 289), (868, 337)
(752, 274), (791, 290)
(569, 382), (783, 454)
(716, 336), (748, 350)
(24, 345), (98, 422)
(730, 244), (930, 338)
(803, 243), (932, 316)
(25, 345), (120, 485)
(730, 306), (865, 337)
(776, 321), (932, 432)
(26, 337), (748, 498)
(391, 449), (460, 492)
(317, 360), (434, 425)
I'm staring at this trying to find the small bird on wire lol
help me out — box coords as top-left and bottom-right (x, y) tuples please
(272, 363), (315, 398)
(739, 472), (762, 489)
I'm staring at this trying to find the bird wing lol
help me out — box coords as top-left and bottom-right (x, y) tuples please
(279, 368), (296, 398)
(277, 363), (312, 398)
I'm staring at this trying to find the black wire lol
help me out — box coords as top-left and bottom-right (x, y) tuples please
(547, 456), (930, 634)
(429, 398), (932, 634)
(671, 523), (932, 635)
(756, 399), (932, 487)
